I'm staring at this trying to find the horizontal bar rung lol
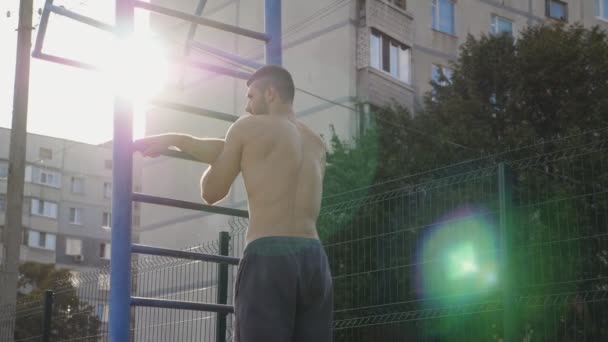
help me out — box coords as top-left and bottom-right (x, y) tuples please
(133, 0), (270, 41)
(149, 100), (240, 123)
(131, 297), (234, 314)
(191, 41), (264, 69)
(49, 3), (115, 32)
(32, 51), (97, 70)
(132, 193), (249, 218)
(181, 58), (252, 80)
(132, 244), (240, 265)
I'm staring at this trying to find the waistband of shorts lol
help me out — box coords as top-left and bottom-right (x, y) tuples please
(243, 236), (322, 256)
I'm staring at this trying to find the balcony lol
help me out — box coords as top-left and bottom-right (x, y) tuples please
(356, 1), (415, 109)
(359, 0), (414, 47)
(358, 67), (415, 109)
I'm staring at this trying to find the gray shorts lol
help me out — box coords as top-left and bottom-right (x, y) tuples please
(233, 236), (333, 342)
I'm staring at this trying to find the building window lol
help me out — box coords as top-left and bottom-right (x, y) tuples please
(386, 0), (406, 10)
(39, 171), (57, 187)
(65, 238), (83, 256)
(26, 166), (61, 188)
(597, 0), (608, 19)
(104, 160), (113, 170)
(432, 64), (454, 87)
(102, 212), (111, 228)
(0, 196), (5, 211)
(0, 161), (8, 178)
(96, 303), (109, 322)
(370, 30), (411, 83)
(38, 168), (61, 188)
(27, 230), (56, 250)
(70, 177), (85, 194)
(69, 208), (82, 225)
(39, 148), (53, 160)
(103, 182), (112, 199)
(100, 243), (111, 260)
(491, 15), (513, 36)
(432, 0), (455, 35)
(546, 0), (568, 21)
(370, 32), (381, 69)
(31, 198), (58, 219)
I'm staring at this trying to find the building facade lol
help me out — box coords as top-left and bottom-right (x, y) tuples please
(0, 127), (142, 274)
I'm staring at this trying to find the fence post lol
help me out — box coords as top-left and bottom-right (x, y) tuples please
(41, 290), (53, 342)
(498, 163), (516, 342)
(216, 231), (230, 342)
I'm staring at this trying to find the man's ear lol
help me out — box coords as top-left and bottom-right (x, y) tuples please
(265, 86), (277, 103)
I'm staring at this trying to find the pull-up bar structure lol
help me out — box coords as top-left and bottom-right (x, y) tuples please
(33, 0), (282, 340)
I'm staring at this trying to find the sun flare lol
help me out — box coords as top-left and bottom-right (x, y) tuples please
(100, 33), (170, 101)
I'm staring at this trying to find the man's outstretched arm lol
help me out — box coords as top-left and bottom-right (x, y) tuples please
(134, 134), (225, 164)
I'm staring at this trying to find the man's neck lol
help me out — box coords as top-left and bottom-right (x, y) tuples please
(268, 105), (295, 118)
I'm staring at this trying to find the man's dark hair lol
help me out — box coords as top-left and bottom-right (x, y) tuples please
(247, 65), (295, 103)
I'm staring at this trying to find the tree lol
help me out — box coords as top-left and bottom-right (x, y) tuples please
(15, 263), (101, 341)
(322, 23), (608, 341)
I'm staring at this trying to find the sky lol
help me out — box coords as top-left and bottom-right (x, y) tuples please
(0, 0), (154, 145)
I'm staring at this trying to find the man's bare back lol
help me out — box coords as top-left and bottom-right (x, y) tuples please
(237, 115), (326, 244)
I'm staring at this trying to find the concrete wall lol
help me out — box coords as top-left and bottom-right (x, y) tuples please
(140, 0), (359, 251)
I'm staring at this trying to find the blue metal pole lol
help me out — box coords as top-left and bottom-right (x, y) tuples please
(265, 0), (282, 65)
(109, 0), (134, 341)
(33, 0), (53, 55)
(184, 0), (209, 53)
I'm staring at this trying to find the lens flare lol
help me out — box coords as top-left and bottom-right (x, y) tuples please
(416, 206), (500, 306)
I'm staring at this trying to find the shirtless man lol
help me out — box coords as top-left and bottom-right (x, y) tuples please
(134, 65), (333, 342)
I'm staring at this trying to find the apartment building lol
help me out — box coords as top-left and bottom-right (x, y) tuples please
(0, 128), (142, 274)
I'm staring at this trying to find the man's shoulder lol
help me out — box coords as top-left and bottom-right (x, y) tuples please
(228, 115), (262, 138)
(231, 114), (275, 131)
(232, 114), (258, 127)
(294, 121), (326, 155)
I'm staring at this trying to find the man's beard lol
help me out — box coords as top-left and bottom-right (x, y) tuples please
(254, 100), (270, 115)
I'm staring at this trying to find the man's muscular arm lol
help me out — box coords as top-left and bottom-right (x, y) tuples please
(134, 134), (224, 164)
(201, 117), (252, 204)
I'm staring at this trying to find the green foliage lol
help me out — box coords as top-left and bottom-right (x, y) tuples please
(323, 123), (380, 201)
(15, 263), (101, 341)
(324, 23), (608, 341)
(426, 23), (608, 153)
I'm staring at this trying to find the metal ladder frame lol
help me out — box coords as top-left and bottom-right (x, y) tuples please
(32, 1), (282, 340)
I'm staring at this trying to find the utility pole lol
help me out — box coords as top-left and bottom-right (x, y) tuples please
(0, 0), (33, 329)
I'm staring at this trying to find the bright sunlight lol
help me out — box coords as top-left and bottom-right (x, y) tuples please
(1, 0), (169, 144)
(101, 34), (170, 101)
